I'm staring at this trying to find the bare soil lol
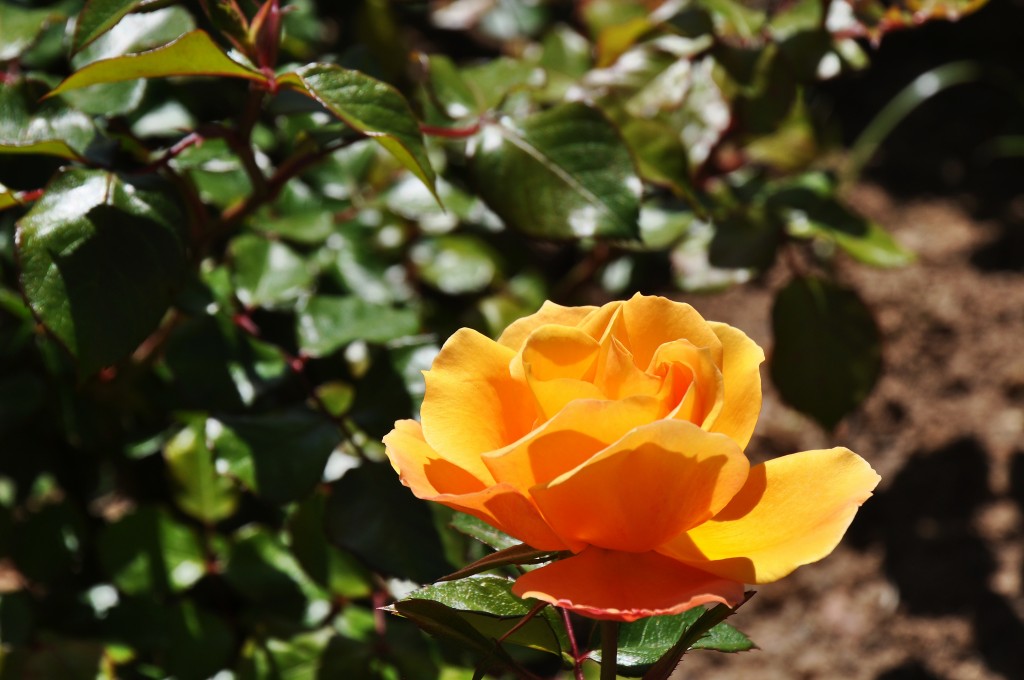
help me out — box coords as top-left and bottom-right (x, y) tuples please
(675, 185), (1024, 680)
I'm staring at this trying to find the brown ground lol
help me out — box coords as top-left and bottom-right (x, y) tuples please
(674, 185), (1024, 680)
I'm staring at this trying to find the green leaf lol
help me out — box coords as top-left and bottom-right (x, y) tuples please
(165, 417), (240, 523)
(98, 506), (208, 595)
(469, 102), (641, 239)
(411, 235), (502, 295)
(71, 0), (149, 55)
(165, 601), (235, 680)
(326, 462), (451, 582)
(438, 543), (560, 583)
(279, 64), (437, 196)
(48, 30), (266, 98)
(0, 3), (66, 62)
(640, 597), (752, 679)
(288, 491), (374, 598)
(620, 117), (695, 201)
(214, 410), (342, 504)
(225, 527), (329, 629)
(296, 295), (420, 358)
(0, 79), (95, 161)
(770, 277), (882, 429)
(395, 575), (563, 656)
(770, 173), (914, 268)
(230, 234), (315, 308)
(16, 168), (187, 374)
(450, 513), (520, 552)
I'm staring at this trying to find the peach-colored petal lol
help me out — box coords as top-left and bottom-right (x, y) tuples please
(383, 421), (565, 550)
(527, 377), (607, 422)
(577, 300), (624, 340)
(650, 340), (724, 427)
(483, 397), (662, 492)
(511, 547), (746, 622)
(498, 301), (597, 350)
(620, 294), (723, 371)
(703, 321), (764, 449)
(530, 420), (749, 552)
(593, 335), (661, 400)
(512, 325), (600, 383)
(659, 447), (880, 584)
(384, 420), (489, 496)
(421, 329), (536, 477)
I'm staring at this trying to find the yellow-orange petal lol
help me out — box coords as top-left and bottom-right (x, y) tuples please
(703, 321), (764, 449)
(383, 421), (565, 550)
(650, 339), (723, 427)
(421, 329), (536, 476)
(530, 420), (749, 553)
(511, 547), (746, 622)
(384, 420), (489, 496)
(483, 396), (661, 492)
(620, 294), (723, 372)
(498, 301), (597, 350)
(659, 447), (880, 584)
(512, 325), (600, 383)
(593, 335), (661, 400)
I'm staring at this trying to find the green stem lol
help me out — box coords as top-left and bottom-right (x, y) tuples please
(600, 620), (619, 680)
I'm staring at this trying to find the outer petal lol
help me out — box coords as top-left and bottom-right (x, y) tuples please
(483, 397), (661, 492)
(703, 321), (764, 449)
(421, 329), (536, 478)
(659, 447), (880, 584)
(530, 421), (749, 552)
(384, 420), (565, 550)
(620, 294), (723, 371)
(511, 547), (746, 622)
(498, 301), (597, 349)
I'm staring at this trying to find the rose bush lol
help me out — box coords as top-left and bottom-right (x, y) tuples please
(384, 294), (880, 622)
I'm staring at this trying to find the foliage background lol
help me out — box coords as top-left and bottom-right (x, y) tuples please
(1, 0), (1023, 678)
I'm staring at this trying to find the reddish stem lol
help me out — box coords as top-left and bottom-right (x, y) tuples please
(17, 188), (45, 203)
(559, 607), (585, 680)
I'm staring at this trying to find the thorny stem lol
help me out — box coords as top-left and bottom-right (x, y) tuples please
(497, 601), (549, 644)
(600, 620), (619, 680)
(419, 121), (482, 138)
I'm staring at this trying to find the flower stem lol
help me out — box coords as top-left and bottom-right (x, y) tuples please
(600, 620), (619, 680)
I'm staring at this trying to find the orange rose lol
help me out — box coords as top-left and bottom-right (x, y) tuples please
(384, 294), (880, 622)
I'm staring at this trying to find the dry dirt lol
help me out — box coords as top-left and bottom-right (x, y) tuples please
(674, 185), (1024, 680)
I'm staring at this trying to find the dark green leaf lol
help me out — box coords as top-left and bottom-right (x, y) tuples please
(640, 596), (752, 679)
(48, 30), (266, 97)
(470, 102), (641, 239)
(450, 512), (520, 552)
(297, 295), (420, 358)
(395, 575), (563, 656)
(16, 168), (186, 374)
(0, 79), (95, 161)
(620, 117), (695, 201)
(98, 505), (207, 595)
(165, 417), (240, 523)
(771, 277), (882, 429)
(215, 410), (342, 504)
(165, 602), (235, 680)
(326, 462), (451, 582)
(279, 64), (437, 195)
(288, 491), (374, 598)
(230, 234), (315, 308)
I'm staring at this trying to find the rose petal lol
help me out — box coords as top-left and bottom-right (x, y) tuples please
(593, 335), (661, 400)
(498, 301), (597, 350)
(421, 329), (536, 475)
(649, 339), (724, 427)
(620, 294), (723, 371)
(511, 547), (746, 622)
(703, 322), (764, 449)
(383, 421), (566, 550)
(531, 420), (749, 552)
(659, 447), (880, 584)
(512, 325), (600, 383)
(384, 420), (489, 495)
(483, 397), (662, 492)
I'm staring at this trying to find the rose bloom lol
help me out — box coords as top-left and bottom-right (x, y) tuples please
(384, 294), (880, 622)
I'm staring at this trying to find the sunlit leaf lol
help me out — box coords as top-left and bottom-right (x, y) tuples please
(72, 0), (153, 54)
(16, 168), (186, 374)
(470, 102), (641, 240)
(48, 30), (266, 98)
(0, 80), (95, 161)
(0, 3), (66, 61)
(165, 417), (239, 523)
(279, 64), (437, 195)
(297, 296), (420, 358)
